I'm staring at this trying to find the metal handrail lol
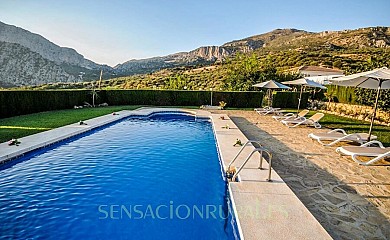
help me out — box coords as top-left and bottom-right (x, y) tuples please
(227, 140), (262, 170)
(226, 140), (273, 182)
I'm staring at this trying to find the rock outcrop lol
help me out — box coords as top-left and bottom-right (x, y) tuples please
(0, 42), (77, 87)
(0, 21), (114, 87)
(0, 21), (103, 69)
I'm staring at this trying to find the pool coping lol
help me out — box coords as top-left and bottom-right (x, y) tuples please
(210, 111), (332, 240)
(0, 107), (332, 239)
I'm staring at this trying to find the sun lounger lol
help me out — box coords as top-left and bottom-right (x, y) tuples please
(281, 113), (324, 128)
(200, 105), (223, 110)
(336, 140), (390, 165)
(254, 107), (280, 112)
(255, 107), (285, 115)
(272, 109), (309, 121)
(308, 129), (377, 146)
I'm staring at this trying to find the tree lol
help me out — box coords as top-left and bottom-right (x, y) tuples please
(224, 53), (262, 91)
(324, 89), (336, 104)
(164, 75), (188, 90)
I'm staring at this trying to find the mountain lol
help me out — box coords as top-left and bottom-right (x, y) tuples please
(222, 28), (308, 51)
(114, 46), (230, 75)
(0, 22), (101, 69)
(39, 26), (389, 91)
(114, 27), (390, 75)
(0, 21), (114, 87)
(1, 21), (389, 88)
(114, 29), (309, 74)
(0, 41), (78, 87)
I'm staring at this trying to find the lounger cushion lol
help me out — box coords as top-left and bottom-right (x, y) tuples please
(309, 132), (375, 142)
(338, 146), (389, 157)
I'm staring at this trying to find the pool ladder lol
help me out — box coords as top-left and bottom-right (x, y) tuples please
(226, 140), (273, 182)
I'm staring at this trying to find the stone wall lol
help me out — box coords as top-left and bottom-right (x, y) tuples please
(322, 102), (390, 126)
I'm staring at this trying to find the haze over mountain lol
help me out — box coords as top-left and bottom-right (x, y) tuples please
(0, 21), (389, 87)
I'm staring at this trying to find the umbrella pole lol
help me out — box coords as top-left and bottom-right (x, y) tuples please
(266, 89), (272, 107)
(368, 81), (382, 141)
(297, 85), (303, 114)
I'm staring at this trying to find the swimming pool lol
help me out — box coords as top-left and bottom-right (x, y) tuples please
(0, 113), (238, 239)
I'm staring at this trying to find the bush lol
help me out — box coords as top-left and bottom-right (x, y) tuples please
(0, 90), (89, 118)
(272, 91), (309, 108)
(326, 85), (357, 104)
(326, 85), (389, 110)
(0, 90), (263, 118)
(105, 90), (263, 108)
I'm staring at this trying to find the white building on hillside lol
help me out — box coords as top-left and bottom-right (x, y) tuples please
(287, 66), (345, 84)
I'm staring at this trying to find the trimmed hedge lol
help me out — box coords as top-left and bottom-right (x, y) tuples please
(0, 90), (263, 118)
(105, 90), (263, 108)
(326, 85), (357, 104)
(0, 90), (90, 118)
(272, 91), (309, 108)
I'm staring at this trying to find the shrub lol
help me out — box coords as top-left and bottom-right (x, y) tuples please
(0, 90), (263, 118)
(272, 91), (309, 108)
(0, 90), (89, 118)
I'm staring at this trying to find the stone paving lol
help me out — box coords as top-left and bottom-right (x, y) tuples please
(219, 110), (390, 240)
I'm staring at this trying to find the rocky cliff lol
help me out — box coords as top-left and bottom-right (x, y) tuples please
(114, 29), (311, 73)
(0, 21), (103, 69)
(0, 42), (77, 87)
(0, 21), (114, 87)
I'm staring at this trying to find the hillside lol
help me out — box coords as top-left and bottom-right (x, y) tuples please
(0, 42), (77, 87)
(1, 23), (389, 89)
(23, 27), (389, 91)
(0, 21), (115, 87)
(0, 21), (115, 70)
(113, 29), (309, 74)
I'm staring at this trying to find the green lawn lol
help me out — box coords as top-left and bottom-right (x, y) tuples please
(0, 106), (141, 143)
(319, 112), (390, 147)
(1, 106), (389, 147)
(291, 110), (390, 147)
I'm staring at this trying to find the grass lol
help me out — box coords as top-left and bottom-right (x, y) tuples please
(1, 106), (389, 147)
(0, 106), (141, 143)
(292, 110), (390, 147)
(319, 112), (390, 147)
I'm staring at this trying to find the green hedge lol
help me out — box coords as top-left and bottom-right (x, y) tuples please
(0, 90), (263, 118)
(326, 86), (389, 110)
(0, 90), (90, 118)
(105, 90), (263, 108)
(272, 91), (309, 108)
(326, 85), (357, 104)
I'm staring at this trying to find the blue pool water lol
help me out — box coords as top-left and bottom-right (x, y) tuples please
(0, 114), (238, 239)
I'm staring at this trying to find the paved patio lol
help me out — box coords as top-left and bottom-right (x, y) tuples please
(220, 110), (390, 240)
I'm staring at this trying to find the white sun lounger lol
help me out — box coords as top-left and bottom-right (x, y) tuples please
(336, 140), (390, 166)
(255, 107), (285, 115)
(272, 109), (309, 121)
(281, 113), (324, 128)
(308, 129), (377, 146)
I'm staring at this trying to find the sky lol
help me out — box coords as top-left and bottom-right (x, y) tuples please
(0, 0), (389, 66)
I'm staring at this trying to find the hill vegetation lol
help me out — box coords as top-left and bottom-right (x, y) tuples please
(8, 27), (390, 109)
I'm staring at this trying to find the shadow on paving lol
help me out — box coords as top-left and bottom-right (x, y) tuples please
(230, 116), (390, 240)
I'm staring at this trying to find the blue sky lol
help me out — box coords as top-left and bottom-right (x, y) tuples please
(0, 0), (389, 66)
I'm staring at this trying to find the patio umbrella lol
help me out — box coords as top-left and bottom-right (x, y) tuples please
(330, 67), (390, 140)
(282, 78), (327, 113)
(253, 80), (291, 107)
